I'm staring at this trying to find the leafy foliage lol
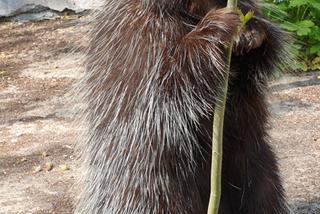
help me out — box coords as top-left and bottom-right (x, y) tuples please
(263, 0), (320, 71)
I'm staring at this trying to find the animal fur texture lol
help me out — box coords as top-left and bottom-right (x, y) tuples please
(75, 0), (291, 213)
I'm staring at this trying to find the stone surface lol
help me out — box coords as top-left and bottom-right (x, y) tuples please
(0, 0), (102, 17)
(0, 17), (319, 214)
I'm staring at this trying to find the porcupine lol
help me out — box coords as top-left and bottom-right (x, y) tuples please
(75, 0), (290, 213)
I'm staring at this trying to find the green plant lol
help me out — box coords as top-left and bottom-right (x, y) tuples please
(263, 0), (320, 71)
(207, 3), (253, 213)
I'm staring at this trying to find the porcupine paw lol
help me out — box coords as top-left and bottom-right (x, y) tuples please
(199, 7), (241, 43)
(233, 21), (266, 55)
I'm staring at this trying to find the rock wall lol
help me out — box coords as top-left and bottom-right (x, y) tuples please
(0, 0), (102, 16)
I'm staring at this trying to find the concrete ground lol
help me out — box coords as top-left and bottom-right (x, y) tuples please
(0, 18), (319, 214)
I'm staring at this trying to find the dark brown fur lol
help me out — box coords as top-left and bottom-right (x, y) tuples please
(75, 0), (290, 213)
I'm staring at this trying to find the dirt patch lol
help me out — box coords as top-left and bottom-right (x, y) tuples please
(269, 84), (320, 213)
(0, 17), (319, 213)
(0, 17), (87, 214)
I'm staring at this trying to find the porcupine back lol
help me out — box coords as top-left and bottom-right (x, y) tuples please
(74, 0), (293, 213)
